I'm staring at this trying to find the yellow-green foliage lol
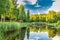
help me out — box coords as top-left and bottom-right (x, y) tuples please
(30, 10), (57, 21)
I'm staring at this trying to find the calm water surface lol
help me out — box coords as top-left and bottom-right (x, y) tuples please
(24, 32), (52, 40)
(24, 31), (60, 40)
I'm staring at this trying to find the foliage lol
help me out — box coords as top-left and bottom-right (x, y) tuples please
(18, 4), (26, 21)
(47, 19), (57, 23)
(39, 17), (46, 22)
(48, 29), (56, 38)
(26, 10), (30, 22)
(0, 0), (10, 14)
(0, 0), (11, 22)
(57, 28), (60, 36)
(0, 22), (27, 40)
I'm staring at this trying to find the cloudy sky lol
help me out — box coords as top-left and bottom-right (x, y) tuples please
(48, 0), (60, 11)
(18, 0), (60, 13)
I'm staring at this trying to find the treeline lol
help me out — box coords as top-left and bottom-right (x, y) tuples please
(30, 11), (60, 23)
(47, 11), (60, 23)
(0, 0), (30, 22)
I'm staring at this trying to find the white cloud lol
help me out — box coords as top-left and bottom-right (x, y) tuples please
(27, 0), (37, 4)
(48, 0), (60, 12)
(18, 0), (60, 13)
(18, 0), (37, 5)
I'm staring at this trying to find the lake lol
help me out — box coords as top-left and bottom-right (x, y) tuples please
(23, 26), (60, 40)
(0, 22), (60, 40)
(24, 31), (60, 40)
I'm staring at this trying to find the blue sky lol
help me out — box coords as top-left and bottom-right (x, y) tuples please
(18, 0), (60, 13)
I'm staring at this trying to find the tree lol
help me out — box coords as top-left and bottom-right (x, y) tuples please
(39, 17), (46, 22)
(47, 19), (57, 23)
(35, 16), (39, 22)
(54, 12), (60, 22)
(0, 0), (10, 22)
(9, 0), (18, 21)
(18, 4), (26, 22)
(14, 9), (19, 21)
(26, 10), (30, 22)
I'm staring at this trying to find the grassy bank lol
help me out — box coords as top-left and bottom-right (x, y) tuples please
(0, 22), (27, 40)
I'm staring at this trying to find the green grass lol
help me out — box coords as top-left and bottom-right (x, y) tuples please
(0, 22), (19, 31)
(0, 22), (28, 40)
(0, 22), (29, 31)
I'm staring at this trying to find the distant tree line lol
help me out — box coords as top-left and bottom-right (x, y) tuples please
(30, 11), (60, 23)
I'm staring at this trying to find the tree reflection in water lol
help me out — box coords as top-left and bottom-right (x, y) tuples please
(1, 24), (60, 40)
(25, 25), (60, 40)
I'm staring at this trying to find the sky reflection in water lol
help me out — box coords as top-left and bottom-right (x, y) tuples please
(24, 32), (52, 40)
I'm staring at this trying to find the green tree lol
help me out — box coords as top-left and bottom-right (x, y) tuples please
(35, 16), (39, 22)
(0, 0), (10, 22)
(9, 0), (18, 21)
(18, 4), (26, 22)
(54, 12), (60, 22)
(39, 17), (46, 22)
(47, 19), (57, 23)
(26, 10), (30, 22)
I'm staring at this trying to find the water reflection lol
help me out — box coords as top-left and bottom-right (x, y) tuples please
(52, 35), (60, 40)
(24, 32), (52, 40)
(11, 25), (60, 40)
(1, 23), (60, 40)
(24, 31), (60, 40)
(24, 24), (60, 40)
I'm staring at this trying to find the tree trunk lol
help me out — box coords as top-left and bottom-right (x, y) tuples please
(4, 14), (5, 22)
(10, 15), (12, 22)
(10, 17), (11, 22)
(1, 16), (2, 22)
(4, 17), (5, 22)
(1, 15), (2, 22)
